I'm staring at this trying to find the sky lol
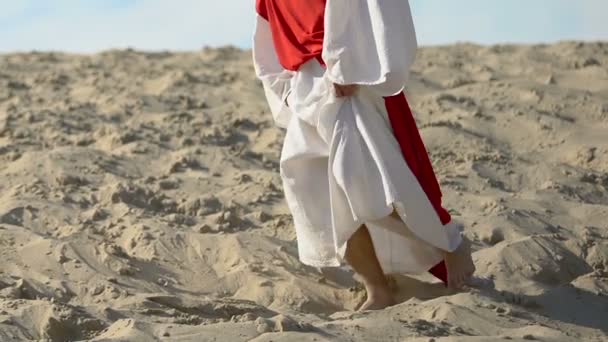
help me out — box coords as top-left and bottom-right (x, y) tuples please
(0, 0), (607, 53)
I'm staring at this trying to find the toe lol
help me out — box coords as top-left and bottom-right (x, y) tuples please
(454, 275), (464, 289)
(458, 273), (469, 289)
(460, 274), (468, 288)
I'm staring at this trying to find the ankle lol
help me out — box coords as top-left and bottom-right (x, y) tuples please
(364, 282), (392, 298)
(365, 287), (395, 307)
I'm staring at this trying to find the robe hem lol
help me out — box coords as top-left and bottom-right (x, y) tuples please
(324, 72), (407, 97)
(296, 200), (463, 275)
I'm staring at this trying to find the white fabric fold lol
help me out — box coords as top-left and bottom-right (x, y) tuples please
(323, 0), (418, 97)
(280, 59), (462, 274)
(252, 15), (295, 128)
(253, 1), (462, 275)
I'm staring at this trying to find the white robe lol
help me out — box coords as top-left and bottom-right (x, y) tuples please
(252, 0), (462, 275)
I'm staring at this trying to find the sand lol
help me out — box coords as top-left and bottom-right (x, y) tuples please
(0, 42), (607, 341)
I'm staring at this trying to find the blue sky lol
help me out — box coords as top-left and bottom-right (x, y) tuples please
(0, 0), (607, 53)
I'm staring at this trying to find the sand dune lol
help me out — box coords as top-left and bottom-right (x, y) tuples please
(0, 42), (607, 341)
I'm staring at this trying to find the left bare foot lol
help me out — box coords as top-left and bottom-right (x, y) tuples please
(444, 236), (476, 289)
(358, 288), (395, 311)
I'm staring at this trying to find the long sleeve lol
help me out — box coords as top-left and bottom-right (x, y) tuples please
(252, 14), (295, 129)
(322, 0), (418, 97)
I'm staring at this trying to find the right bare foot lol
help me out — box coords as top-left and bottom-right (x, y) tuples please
(444, 236), (476, 289)
(358, 289), (395, 311)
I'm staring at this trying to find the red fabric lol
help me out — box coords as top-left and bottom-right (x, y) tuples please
(258, 0), (451, 285)
(384, 94), (452, 225)
(428, 260), (448, 284)
(256, 0), (327, 71)
(384, 94), (452, 285)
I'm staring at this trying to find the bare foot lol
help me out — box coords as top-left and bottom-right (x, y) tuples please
(444, 236), (476, 289)
(358, 288), (395, 311)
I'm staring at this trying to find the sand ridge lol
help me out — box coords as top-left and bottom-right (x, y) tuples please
(0, 42), (607, 341)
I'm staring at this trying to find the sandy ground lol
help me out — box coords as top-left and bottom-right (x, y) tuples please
(0, 42), (607, 341)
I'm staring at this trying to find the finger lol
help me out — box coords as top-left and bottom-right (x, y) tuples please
(345, 85), (358, 96)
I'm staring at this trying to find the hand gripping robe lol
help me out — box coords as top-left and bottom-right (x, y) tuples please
(253, 0), (463, 284)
